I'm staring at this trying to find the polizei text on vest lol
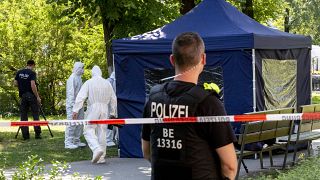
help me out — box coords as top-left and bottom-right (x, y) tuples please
(151, 102), (189, 118)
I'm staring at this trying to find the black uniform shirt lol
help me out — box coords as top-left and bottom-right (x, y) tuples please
(15, 68), (36, 97)
(142, 81), (236, 180)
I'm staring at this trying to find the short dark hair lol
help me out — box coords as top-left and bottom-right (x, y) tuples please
(172, 32), (205, 69)
(27, 60), (35, 66)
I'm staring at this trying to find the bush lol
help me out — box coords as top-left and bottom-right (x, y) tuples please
(312, 95), (320, 104)
(0, 155), (105, 179)
(12, 155), (45, 180)
(0, 170), (5, 180)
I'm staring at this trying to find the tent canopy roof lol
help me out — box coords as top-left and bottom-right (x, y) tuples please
(113, 0), (311, 54)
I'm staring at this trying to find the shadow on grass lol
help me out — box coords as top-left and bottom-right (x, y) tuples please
(0, 129), (118, 168)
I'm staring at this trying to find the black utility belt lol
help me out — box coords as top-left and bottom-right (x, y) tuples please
(21, 92), (35, 98)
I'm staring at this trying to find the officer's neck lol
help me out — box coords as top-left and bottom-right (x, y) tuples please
(174, 72), (199, 84)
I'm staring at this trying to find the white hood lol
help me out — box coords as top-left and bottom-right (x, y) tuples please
(73, 62), (84, 76)
(92, 65), (102, 77)
(73, 64), (117, 118)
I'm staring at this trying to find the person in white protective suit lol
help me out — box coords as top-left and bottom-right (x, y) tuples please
(106, 72), (118, 147)
(72, 65), (117, 164)
(65, 62), (86, 149)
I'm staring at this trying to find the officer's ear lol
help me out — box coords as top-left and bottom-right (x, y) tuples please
(170, 55), (175, 67)
(201, 53), (206, 65)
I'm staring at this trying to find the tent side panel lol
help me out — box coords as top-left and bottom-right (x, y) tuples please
(255, 49), (311, 111)
(115, 53), (172, 158)
(206, 51), (253, 116)
(207, 51), (253, 134)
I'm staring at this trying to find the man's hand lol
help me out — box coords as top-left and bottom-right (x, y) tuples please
(14, 80), (18, 87)
(142, 139), (151, 162)
(216, 143), (237, 180)
(31, 80), (41, 104)
(37, 96), (41, 105)
(72, 112), (78, 120)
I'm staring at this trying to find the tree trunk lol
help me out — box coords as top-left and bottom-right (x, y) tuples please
(284, 8), (290, 32)
(99, 2), (114, 75)
(180, 0), (195, 15)
(242, 0), (254, 19)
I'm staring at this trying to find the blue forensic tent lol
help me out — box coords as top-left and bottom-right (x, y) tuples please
(112, 0), (312, 157)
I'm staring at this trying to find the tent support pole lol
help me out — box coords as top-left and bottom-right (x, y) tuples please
(310, 49), (313, 104)
(252, 49), (257, 112)
(113, 54), (115, 73)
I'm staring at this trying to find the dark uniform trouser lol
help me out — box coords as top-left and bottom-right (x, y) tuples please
(20, 92), (41, 139)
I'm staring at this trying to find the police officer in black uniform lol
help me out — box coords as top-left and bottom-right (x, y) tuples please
(141, 32), (237, 180)
(14, 60), (42, 140)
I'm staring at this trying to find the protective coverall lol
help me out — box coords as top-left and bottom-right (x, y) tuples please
(65, 62), (86, 149)
(106, 72), (118, 147)
(73, 66), (117, 163)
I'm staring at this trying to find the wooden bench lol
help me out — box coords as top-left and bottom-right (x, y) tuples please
(279, 104), (320, 164)
(236, 107), (295, 179)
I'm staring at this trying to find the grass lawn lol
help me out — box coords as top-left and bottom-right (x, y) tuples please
(243, 155), (320, 180)
(0, 116), (117, 169)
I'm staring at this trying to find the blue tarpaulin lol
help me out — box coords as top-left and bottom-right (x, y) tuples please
(112, 0), (311, 158)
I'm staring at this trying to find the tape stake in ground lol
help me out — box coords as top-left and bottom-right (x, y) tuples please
(1, 113), (320, 127)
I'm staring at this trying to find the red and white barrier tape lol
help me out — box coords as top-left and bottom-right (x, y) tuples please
(1, 113), (320, 127)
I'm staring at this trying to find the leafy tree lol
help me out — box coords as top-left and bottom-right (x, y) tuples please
(284, 0), (320, 44)
(47, 0), (180, 73)
(227, 0), (286, 23)
(0, 0), (106, 114)
(0, 0), (181, 114)
(242, 0), (254, 19)
(0, 0), (48, 113)
(180, 0), (196, 14)
(226, 0), (319, 44)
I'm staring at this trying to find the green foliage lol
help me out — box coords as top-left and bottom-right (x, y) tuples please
(253, 0), (287, 23)
(244, 156), (320, 180)
(312, 93), (320, 104)
(285, 0), (320, 44)
(48, 160), (70, 180)
(226, 0), (320, 44)
(48, 0), (180, 39)
(94, 176), (103, 180)
(47, 0), (182, 73)
(0, 0), (181, 115)
(0, 154), (99, 179)
(227, 0), (287, 24)
(276, 157), (320, 180)
(12, 155), (45, 180)
(0, 170), (5, 180)
(47, 0), (181, 72)
(0, 0), (106, 115)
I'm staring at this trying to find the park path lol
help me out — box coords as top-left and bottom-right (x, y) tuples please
(1, 155), (301, 179)
(4, 140), (320, 179)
